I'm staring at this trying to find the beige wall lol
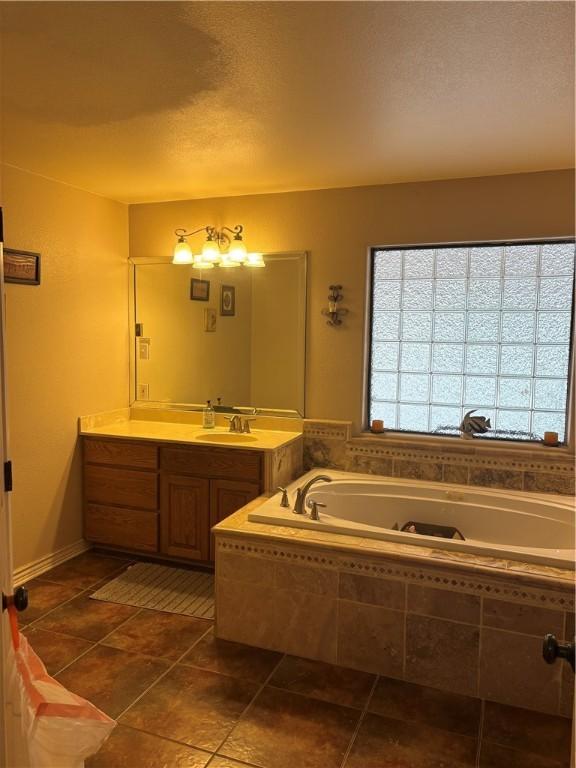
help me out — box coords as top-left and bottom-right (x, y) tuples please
(1, 165), (129, 570)
(129, 169), (575, 431)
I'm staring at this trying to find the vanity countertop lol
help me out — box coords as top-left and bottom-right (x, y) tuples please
(79, 411), (302, 452)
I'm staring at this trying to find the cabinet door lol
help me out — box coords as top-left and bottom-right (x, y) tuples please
(161, 475), (210, 561)
(209, 479), (260, 559)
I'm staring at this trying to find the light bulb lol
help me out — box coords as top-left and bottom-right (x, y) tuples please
(172, 239), (193, 265)
(228, 239), (247, 263)
(201, 238), (221, 263)
(245, 252), (266, 268)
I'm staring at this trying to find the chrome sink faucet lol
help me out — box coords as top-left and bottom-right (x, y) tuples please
(293, 474), (332, 514)
(225, 415), (242, 433)
(225, 415), (257, 434)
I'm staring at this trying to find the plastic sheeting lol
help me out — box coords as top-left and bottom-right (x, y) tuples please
(5, 606), (115, 767)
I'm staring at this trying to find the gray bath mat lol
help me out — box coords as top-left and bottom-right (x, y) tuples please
(90, 562), (214, 619)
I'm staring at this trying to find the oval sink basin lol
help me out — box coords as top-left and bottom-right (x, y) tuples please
(195, 433), (258, 444)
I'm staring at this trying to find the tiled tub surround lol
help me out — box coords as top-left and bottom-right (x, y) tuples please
(303, 419), (576, 495)
(214, 500), (575, 719)
(248, 470), (574, 568)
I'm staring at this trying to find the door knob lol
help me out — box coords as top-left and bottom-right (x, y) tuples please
(2, 586), (29, 613)
(543, 633), (575, 672)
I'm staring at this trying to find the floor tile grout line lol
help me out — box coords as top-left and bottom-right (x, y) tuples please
(54, 607), (148, 676)
(112, 722), (215, 762)
(22, 586), (97, 629)
(112, 620), (215, 722)
(33, 559), (135, 591)
(475, 699), (485, 767)
(263, 680), (375, 712)
(210, 651), (288, 759)
(23, 564), (135, 629)
(205, 752), (261, 768)
(338, 673), (380, 768)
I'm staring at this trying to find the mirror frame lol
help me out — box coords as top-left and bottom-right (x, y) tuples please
(128, 251), (308, 417)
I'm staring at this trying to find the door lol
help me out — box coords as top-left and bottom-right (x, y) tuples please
(209, 479), (260, 560)
(160, 474), (210, 561)
(0, 213), (15, 767)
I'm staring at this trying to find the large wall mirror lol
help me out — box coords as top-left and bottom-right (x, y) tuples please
(130, 252), (307, 416)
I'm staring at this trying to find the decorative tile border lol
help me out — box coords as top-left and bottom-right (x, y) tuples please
(217, 537), (573, 609)
(303, 420), (352, 441)
(347, 441), (575, 475)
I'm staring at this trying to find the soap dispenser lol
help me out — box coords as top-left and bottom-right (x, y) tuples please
(203, 400), (215, 429)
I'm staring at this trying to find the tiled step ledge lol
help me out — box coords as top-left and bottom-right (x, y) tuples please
(214, 526), (574, 717)
(214, 497), (574, 595)
(303, 420), (575, 495)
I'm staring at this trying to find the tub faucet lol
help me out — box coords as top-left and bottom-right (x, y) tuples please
(293, 474), (332, 514)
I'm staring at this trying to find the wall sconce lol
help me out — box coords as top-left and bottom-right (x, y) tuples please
(321, 284), (348, 326)
(172, 225), (265, 269)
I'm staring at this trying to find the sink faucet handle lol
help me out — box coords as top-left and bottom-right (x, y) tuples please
(307, 500), (326, 521)
(242, 417), (257, 434)
(276, 487), (290, 508)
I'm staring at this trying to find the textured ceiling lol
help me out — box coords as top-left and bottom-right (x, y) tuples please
(1, 1), (574, 203)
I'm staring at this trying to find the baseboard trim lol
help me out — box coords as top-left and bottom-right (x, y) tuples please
(13, 539), (92, 586)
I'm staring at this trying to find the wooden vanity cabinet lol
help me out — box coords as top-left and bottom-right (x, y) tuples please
(159, 445), (262, 562)
(83, 438), (159, 553)
(83, 437), (263, 563)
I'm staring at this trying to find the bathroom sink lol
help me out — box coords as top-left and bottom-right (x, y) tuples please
(195, 433), (258, 444)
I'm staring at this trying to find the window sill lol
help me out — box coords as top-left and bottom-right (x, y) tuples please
(358, 430), (574, 459)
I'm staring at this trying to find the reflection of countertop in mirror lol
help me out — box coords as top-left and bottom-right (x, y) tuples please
(79, 408), (302, 452)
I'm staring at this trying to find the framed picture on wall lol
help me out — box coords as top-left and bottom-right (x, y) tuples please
(4, 248), (41, 285)
(204, 308), (217, 332)
(190, 278), (210, 301)
(220, 285), (235, 316)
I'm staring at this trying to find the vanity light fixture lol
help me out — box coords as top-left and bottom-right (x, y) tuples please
(172, 225), (265, 269)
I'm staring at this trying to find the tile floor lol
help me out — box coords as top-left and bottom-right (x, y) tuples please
(19, 552), (573, 768)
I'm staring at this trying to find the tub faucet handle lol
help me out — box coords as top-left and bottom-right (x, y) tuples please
(293, 488), (302, 514)
(307, 499), (326, 521)
(277, 487), (289, 508)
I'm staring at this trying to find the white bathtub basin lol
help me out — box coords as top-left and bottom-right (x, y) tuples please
(248, 469), (575, 568)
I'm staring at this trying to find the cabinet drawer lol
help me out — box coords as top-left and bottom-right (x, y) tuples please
(84, 465), (158, 509)
(83, 438), (158, 469)
(85, 503), (158, 552)
(160, 445), (262, 484)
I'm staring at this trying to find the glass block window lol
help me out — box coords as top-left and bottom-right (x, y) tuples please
(369, 241), (575, 442)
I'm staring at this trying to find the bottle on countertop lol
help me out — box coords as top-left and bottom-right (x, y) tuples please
(203, 400), (215, 429)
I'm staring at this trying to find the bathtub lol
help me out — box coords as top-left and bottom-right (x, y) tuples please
(247, 469), (575, 568)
